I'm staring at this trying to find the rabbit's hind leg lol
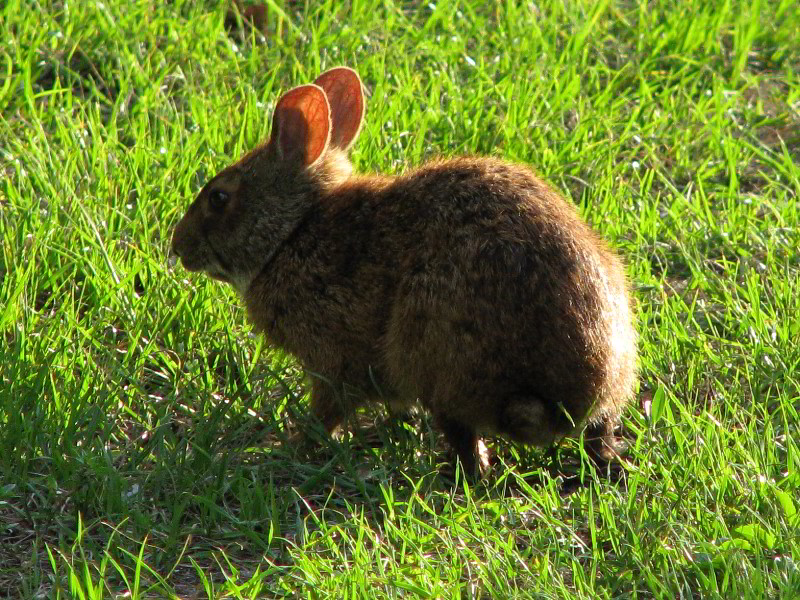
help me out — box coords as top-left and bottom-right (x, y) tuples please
(435, 414), (490, 479)
(582, 416), (627, 464)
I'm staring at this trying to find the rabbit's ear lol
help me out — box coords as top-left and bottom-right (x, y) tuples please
(271, 84), (331, 166)
(313, 67), (365, 151)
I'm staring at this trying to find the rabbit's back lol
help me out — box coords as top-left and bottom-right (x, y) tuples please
(247, 156), (636, 441)
(380, 158), (636, 437)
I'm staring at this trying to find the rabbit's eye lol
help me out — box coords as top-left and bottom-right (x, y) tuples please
(208, 190), (229, 211)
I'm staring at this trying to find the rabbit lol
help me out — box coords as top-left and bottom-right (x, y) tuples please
(171, 66), (638, 477)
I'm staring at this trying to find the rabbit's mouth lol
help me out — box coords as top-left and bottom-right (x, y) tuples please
(175, 250), (224, 279)
(177, 256), (230, 285)
(178, 255), (209, 274)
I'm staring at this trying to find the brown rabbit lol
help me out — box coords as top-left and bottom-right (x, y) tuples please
(171, 67), (637, 476)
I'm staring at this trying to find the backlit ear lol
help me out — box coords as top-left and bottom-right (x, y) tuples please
(313, 67), (365, 151)
(271, 84), (331, 166)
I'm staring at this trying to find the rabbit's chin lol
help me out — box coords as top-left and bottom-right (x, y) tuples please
(213, 270), (258, 296)
(207, 271), (231, 284)
(195, 263), (253, 295)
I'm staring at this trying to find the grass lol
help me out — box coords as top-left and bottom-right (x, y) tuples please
(1, 0), (798, 597)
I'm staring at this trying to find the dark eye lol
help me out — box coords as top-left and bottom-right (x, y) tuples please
(208, 189), (229, 211)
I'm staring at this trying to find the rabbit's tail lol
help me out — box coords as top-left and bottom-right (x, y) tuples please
(497, 393), (577, 447)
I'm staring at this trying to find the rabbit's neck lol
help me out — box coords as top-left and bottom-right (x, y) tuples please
(242, 204), (319, 296)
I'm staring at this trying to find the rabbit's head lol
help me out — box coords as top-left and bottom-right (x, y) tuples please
(171, 67), (365, 293)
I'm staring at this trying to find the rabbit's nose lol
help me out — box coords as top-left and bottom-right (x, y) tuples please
(168, 237), (181, 260)
(170, 216), (191, 260)
(169, 231), (187, 266)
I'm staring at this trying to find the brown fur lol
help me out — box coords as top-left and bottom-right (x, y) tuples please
(171, 67), (638, 476)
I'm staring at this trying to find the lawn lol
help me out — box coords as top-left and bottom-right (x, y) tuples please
(1, 0), (798, 597)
